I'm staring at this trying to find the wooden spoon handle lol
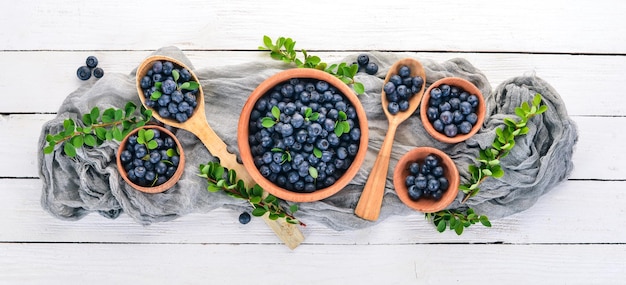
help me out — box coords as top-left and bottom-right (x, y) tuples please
(355, 122), (399, 221)
(190, 118), (304, 249)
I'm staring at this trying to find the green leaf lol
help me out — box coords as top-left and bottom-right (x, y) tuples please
(43, 145), (55, 154)
(112, 127), (124, 141)
(82, 113), (92, 126)
(491, 165), (504, 178)
(264, 195), (277, 204)
(172, 69), (180, 82)
(101, 114), (112, 123)
(309, 112), (319, 121)
(261, 117), (276, 128)
(84, 135), (97, 147)
(454, 223), (464, 235)
(271, 106), (280, 119)
(180, 81), (200, 91)
(251, 207), (267, 217)
(269, 213), (279, 220)
(63, 142), (77, 157)
(515, 107), (525, 118)
(479, 216), (492, 227)
(167, 148), (177, 157)
(150, 90), (162, 100)
(482, 169), (492, 176)
(309, 167), (318, 179)
(207, 184), (221, 192)
(263, 35), (273, 49)
(124, 102), (136, 117)
(436, 219), (447, 232)
(338, 111), (347, 121)
(334, 123), (344, 137)
(353, 82), (365, 95)
(114, 109), (123, 121)
(71, 135), (84, 148)
(521, 101), (530, 113)
(147, 140), (158, 150)
(252, 184), (264, 198)
(289, 204), (299, 213)
(213, 165), (225, 180)
(228, 169), (237, 185)
(537, 105), (548, 115)
(533, 94), (542, 106)
(144, 129), (155, 141)
(94, 127), (107, 140)
(340, 121), (350, 134)
(90, 107), (100, 122)
(503, 117), (517, 128)
(313, 147), (322, 158)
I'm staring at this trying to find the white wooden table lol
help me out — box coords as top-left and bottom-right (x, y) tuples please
(1, 0), (625, 283)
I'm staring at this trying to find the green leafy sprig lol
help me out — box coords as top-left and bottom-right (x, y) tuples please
(259, 35), (365, 95)
(426, 208), (491, 235)
(43, 102), (153, 157)
(198, 161), (304, 226)
(428, 93), (548, 235)
(461, 93), (547, 203)
(334, 110), (351, 137)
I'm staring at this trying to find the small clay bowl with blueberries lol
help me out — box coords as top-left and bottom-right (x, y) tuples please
(238, 68), (369, 203)
(393, 147), (459, 213)
(420, 77), (486, 143)
(116, 125), (185, 193)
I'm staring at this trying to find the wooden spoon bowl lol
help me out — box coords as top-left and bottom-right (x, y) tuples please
(354, 58), (426, 221)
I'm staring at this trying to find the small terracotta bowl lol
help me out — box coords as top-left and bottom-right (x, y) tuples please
(238, 68), (369, 203)
(420, 77), (486, 143)
(116, 125), (185, 194)
(393, 147), (459, 213)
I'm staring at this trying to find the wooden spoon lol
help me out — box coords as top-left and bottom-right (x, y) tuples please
(136, 55), (304, 249)
(354, 58), (426, 221)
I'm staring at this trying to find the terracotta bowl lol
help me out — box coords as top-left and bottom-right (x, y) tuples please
(393, 147), (459, 213)
(420, 77), (486, 143)
(116, 125), (185, 194)
(238, 68), (369, 203)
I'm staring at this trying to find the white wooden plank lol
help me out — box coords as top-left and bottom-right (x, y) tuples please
(2, 179), (625, 244)
(0, 243), (624, 284)
(1, 0), (625, 53)
(1, 114), (613, 180)
(1, 51), (624, 116)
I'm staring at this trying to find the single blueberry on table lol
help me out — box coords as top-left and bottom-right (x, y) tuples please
(239, 212), (251, 224)
(86, 56), (98, 68)
(76, 66), (91, 80)
(92, 67), (104, 79)
(365, 62), (378, 75)
(357, 54), (369, 66)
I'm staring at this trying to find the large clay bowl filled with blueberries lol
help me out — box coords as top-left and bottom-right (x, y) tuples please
(393, 147), (459, 213)
(420, 77), (486, 143)
(117, 125), (185, 194)
(238, 68), (369, 203)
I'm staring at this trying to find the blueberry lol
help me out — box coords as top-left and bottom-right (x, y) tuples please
(149, 151), (161, 164)
(291, 113), (305, 129)
(390, 75), (402, 86)
(453, 110), (465, 124)
(120, 150), (133, 163)
(396, 85), (408, 99)
(76, 66), (91, 80)
(145, 171), (156, 182)
(171, 91), (184, 103)
(460, 101), (473, 115)
(431, 190), (443, 200)
(432, 166), (444, 177)
(157, 94), (171, 107)
(415, 175), (427, 189)
(155, 161), (167, 175)
(152, 61), (163, 74)
(428, 179), (440, 192)
(440, 84), (451, 97)
(449, 97), (461, 110)
(134, 146), (147, 159)
(161, 79), (177, 95)
(386, 91), (399, 103)
(259, 165), (271, 177)
(450, 86), (460, 97)
(134, 166), (146, 178)
(444, 124), (458, 137)
(316, 138), (330, 151)
(280, 123), (294, 137)
(179, 68), (192, 81)
(388, 102), (400, 114)
(86, 56), (98, 68)
(272, 152), (283, 164)
(365, 62), (378, 75)
(408, 185), (423, 201)
(466, 113), (478, 125)
(433, 119), (444, 132)
(399, 100), (409, 112)
(315, 81), (329, 92)
(383, 82), (396, 95)
(430, 88), (442, 99)
(409, 162), (420, 175)
(440, 111), (453, 125)
(424, 155), (438, 168)
(357, 54), (369, 66)
(238, 212), (251, 224)
(337, 147), (348, 160)
(178, 101), (190, 113)
(427, 107), (439, 121)
(327, 133), (340, 146)
(459, 121), (473, 134)
(349, 128), (361, 141)
(398, 65), (411, 78)
(175, 112), (189, 122)
(439, 102), (452, 112)
(162, 61), (174, 75)
(166, 166), (177, 178)
(307, 123), (323, 137)
(467, 95), (479, 108)
(93, 67), (104, 78)
(412, 76), (424, 89)
(438, 177), (449, 190)
(405, 175), (416, 186)
(168, 102), (179, 114)
(459, 91), (469, 101)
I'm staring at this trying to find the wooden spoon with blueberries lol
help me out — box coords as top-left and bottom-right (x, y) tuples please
(355, 58), (426, 221)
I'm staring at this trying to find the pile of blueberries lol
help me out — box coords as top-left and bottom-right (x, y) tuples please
(404, 154), (449, 201)
(248, 78), (362, 193)
(140, 60), (199, 123)
(425, 84), (480, 137)
(356, 54), (378, 75)
(119, 128), (181, 187)
(382, 65), (424, 115)
(76, 56), (104, 80)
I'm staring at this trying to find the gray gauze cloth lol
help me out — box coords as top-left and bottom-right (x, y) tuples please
(38, 47), (578, 230)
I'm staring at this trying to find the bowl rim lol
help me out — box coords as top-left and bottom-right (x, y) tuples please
(420, 77), (486, 144)
(393, 146), (460, 213)
(116, 124), (186, 194)
(237, 68), (369, 202)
